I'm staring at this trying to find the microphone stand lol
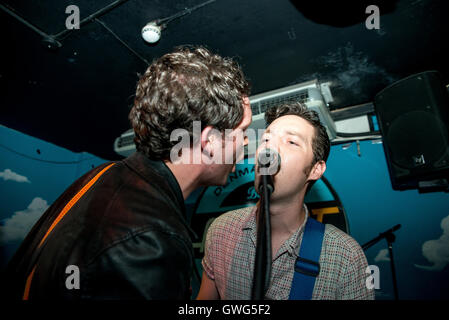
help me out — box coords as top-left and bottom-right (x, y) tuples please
(362, 224), (401, 300)
(251, 174), (273, 300)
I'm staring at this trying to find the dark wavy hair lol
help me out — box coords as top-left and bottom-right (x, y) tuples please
(265, 101), (331, 167)
(129, 45), (250, 160)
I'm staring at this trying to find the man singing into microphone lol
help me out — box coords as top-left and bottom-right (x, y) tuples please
(197, 101), (374, 300)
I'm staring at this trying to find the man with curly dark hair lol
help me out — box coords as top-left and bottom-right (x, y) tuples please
(129, 45), (252, 188)
(5, 46), (252, 300)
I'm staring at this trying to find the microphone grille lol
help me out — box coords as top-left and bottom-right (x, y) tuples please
(258, 148), (281, 175)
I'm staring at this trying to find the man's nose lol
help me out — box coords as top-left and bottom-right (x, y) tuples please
(243, 135), (249, 147)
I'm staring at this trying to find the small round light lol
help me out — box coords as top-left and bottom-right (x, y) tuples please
(141, 23), (161, 43)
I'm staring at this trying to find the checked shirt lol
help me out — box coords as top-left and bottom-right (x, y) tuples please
(202, 206), (375, 300)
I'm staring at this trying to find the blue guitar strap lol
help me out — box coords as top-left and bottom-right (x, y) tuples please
(288, 217), (325, 300)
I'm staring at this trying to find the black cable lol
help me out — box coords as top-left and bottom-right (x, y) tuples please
(53, 0), (132, 40)
(335, 130), (381, 138)
(95, 18), (150, 66)
(0, 0), (131, 47)
(0, 3), (50, 39)
(157, 0), (217, 26)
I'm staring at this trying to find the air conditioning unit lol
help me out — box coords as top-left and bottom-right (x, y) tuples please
(246, 79), (336, 156)
(113, 79), (336, 157)
(114, 129), (135, 157)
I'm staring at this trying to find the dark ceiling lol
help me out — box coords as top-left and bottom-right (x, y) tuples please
(1, 0), (448, 160)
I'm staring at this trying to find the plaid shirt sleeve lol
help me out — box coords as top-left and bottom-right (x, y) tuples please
(201, 219), (217, 280)
(338, 236), (376, 300)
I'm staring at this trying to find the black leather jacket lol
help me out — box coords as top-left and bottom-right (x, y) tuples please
(4, 152), (195, 299)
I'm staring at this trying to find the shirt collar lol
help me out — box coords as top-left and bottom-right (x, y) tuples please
(242, 203), (310, 257)
(287, 206), (309, 256)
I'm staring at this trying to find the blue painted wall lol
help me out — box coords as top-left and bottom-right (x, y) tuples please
(325, 139), (449, 300)
(0, 125), (107, 269)
(1, 125), (448, 299)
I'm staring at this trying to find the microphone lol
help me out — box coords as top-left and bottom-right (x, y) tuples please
(257, 148), (281, 193)
(252, 148), (281, 299)
(257, 148), (281, 175)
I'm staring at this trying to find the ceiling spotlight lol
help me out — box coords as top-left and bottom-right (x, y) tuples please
(141, 0), (216, 45)
(141, 21), (162, 44)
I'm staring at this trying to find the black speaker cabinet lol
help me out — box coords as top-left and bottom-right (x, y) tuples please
(374, 71), (449, 192)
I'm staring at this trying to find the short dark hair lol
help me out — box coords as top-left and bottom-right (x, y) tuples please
(265, 101), (331, 166)
(129, 46), (250, 160)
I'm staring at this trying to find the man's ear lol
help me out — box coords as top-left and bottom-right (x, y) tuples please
(307, 160), (326, 182)
(242, 95), (250, 108)
(201, 125), (215, 157)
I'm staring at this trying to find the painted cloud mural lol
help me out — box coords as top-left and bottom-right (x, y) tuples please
(0, 197), (49, 245)
(0, 169), (30, 183)
(415, 214), (449, 271)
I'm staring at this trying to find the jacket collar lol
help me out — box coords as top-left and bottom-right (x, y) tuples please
(123, 151), (186, 217)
